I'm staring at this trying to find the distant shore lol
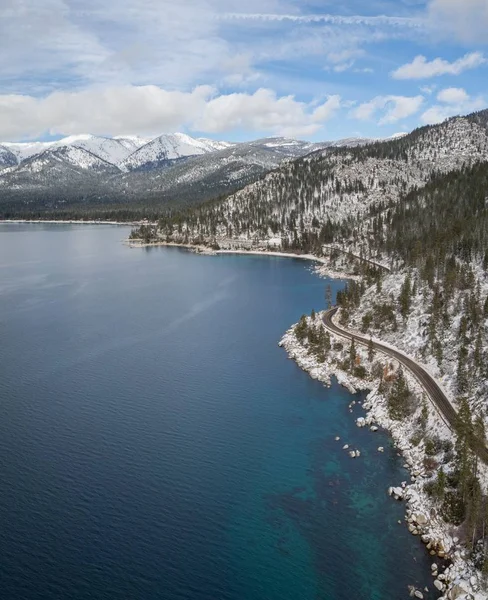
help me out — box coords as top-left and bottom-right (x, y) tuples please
(0, 219), (141, 226)
(126, 239), (361, 280)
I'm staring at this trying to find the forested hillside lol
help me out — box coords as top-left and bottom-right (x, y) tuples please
(149, 110), (488, 250)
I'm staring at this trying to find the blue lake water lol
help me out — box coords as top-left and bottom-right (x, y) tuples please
(0, 224), (434, 599)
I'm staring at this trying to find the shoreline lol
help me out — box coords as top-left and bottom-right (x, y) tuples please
(130, 239), (481, 598)
(0, 219), (141, 226)
(126, 239), (362, 280)
(280, 315), (483, 599)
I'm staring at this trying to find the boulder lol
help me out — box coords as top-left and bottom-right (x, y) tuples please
(434, 579), (444, 592)
(448, 583), (469, 600)
(413, 513), (428, 527)
(370, 425), (378, 432)
(389, 486), (404, 500)
(414, 590), (423, 599)
(335, 436), (340, 441)
(378, 446), (384, 452)
(343, 444), (349, 450)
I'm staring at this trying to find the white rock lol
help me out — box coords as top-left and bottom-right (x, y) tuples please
(414, 590), (423, 599)
(431, 563), (438, 571)
(414, 514), (428, 526)
(378, 446), (384, 452)
(434, 580), (444, 592)
(389, 486), (404, 500)
(335, 436), (340, 441)
(370, 425), (378, 432)
(356, 417), (366, 427)
(343, 444), (349, 450)
(349, 450), (357, 458)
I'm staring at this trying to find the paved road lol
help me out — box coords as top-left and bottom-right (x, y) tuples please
(322, 307), (488, 464)
(322, 246), (391, 272)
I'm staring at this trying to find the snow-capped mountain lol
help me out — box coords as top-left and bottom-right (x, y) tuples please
(2, 134), (149, 164)
(0, 130), (385, 216)
(0, 145), (120, 194)
(0, 145), (18, 171)
(119, 133), (234, 171)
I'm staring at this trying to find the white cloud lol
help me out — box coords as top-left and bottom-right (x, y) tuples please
(420, 85), (436, 95)
(0, 0), (288, 93)
(436, 87), (469, 104)
(324, 48), (365, 73)
(223, 13), (422, 28)
(350, 95), (424, 124)
(427, 0), (488, 44)
(391, 52), (486, 80)
(421, 87), (486, 124)
(196, 89), (341, 137)
(0, 86), (342, 141)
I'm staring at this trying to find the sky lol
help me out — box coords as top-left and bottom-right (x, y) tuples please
(1, 0), (487, 142)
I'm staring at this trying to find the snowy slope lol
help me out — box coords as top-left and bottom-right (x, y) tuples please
(120, 133), (234, 171)
(0, 146), (120, 194)
(0, 145), (18, 171)
(63, 135), (148, 165)
(163, 110), (488, 244)
(2, 134), (149, 165)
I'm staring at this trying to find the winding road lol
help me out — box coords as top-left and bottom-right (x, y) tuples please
(322, 307), (488, 464)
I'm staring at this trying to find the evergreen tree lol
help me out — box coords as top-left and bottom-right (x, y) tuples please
(434, 467), (446, 502)
(368, 337), (374, 362)
(455, 398), (475, 502)
(387, 368), (413, 420)
(398, 273), (412, 319)
(294, 315), (308, 343)
(349, 337), (357, 370)
(325, 284), (332, 310)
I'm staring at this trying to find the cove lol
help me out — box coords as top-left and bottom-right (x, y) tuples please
(0, 224), (434, 599)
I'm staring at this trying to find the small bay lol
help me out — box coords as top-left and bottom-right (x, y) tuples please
(0, 224), (434, 599)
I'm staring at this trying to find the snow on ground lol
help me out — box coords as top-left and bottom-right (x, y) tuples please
(280, 312), (488, 599)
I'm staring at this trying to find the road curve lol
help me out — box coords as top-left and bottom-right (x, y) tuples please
(322, 307), (488, 464)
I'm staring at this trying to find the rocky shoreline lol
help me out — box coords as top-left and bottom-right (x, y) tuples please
(280, 316), (486, 600)
(128, 238), (486, 599)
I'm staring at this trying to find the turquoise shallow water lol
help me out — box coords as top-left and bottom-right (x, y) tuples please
(0, 224), (434, 599)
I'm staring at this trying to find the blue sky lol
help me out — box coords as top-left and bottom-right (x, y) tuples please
(0, 0), (487, 142)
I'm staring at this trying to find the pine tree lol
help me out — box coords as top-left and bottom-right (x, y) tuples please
(387, 368), (412, 420)
(398, 273), (412, 319)
(455, 398), (475, 502)
(294, 315), (309, 343)
(324, 331), (331, 352)
(368, 337), (374, 362)
(473, 415), (486, 478)
(325, 284), (332, 310)
(349, 337), (357, 370)
(434, 467), (446, 502)
(457, 343), (469, 394)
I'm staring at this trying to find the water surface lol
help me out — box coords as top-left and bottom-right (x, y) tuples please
(0, 224), (434, 599)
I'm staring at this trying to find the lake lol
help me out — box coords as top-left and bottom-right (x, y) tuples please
(0, 224), (434, 599)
